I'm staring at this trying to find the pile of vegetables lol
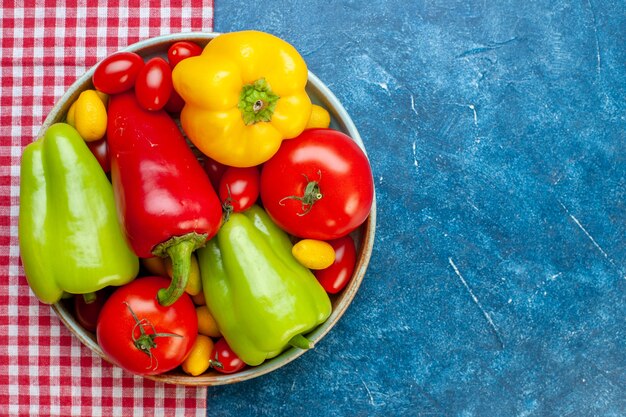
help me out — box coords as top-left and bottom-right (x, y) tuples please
(18, 30), (374, 377)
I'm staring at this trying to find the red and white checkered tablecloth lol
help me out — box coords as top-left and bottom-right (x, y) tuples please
(0, 1), (213, 415)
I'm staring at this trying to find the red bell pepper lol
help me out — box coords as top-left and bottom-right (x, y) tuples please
(107, 92), (223, 306)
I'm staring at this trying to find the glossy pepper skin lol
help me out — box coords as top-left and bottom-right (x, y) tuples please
(197, 205), (331, 366)
(107, 92), (223, 306)
(18, 123), (139, 304)
(172, 30), (312, 168)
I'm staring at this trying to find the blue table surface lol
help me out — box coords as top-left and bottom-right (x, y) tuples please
(208, 1), (625, 416)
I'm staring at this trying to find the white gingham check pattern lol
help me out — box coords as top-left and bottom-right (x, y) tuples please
(0, 1), (213, 415)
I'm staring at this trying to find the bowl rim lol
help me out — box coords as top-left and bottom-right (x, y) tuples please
(46, 31), (377, 386)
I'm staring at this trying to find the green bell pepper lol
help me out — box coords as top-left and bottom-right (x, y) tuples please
(19, 123), (139, 304)
(197, 205), (332, 366)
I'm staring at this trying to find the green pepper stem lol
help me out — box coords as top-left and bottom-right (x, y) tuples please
(288, 334), (313, 350)
(82, 292), (97, 304)
(238, 78), (280, 125)
(153, 233), (207, 307)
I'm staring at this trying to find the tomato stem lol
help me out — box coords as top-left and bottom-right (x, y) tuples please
(278, 170), (323, 216)
(124, 302), (182, 371)
(221, 184), (234, 223)
(210, 359), (224, 370)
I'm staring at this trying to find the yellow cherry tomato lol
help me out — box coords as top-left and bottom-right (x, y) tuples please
(141, 257), (168, 276)
(66, 101), (77, 126)
(165, 252), (202, 296)
(196, 305), (221, 338)
(181, 335), (214, 376)
(292, 239), (336, 270)
(305, 104), (331, 129)
(191, 290), (206, 306)
(95, 90), (109, 107)
(73, 89), (107, 141)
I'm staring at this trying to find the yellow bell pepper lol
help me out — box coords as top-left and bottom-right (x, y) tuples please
(172, 30), (312, 168)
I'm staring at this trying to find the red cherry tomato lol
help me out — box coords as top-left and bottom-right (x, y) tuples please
(73, 289), (110, 333)
(164, 89), (185, 113)
(92, 52), (144, 94)
(203, 157), (228, 191)
(314, 236), (357, 294)
(134, 57), (172, 111)
(212, 338), (246, 374)
(219, 166), (260, 214)
(260, 128), (374, 240)
(167, 41), (203, 68)
(87, 138), (110, 173)
(96, 276), (198, 376)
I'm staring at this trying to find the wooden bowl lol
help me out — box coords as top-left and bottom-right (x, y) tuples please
(42, 32), (376, 385)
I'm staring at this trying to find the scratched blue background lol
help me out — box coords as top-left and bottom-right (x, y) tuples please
(207, 1), (626, 416)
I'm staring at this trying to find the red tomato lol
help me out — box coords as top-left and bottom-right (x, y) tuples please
(219, 166), (260, 214)
(87, 138), (110, 173)
(314, 236), (357, 294)
(260, 128), (374, 240)
(203, 157), (228, 191)
(74, 289), (110, 333)
(134, 57), (172, 111)
(212, 338), (246, 374)
(167, 41), (203, 68)
(92, 52), (144, 94)
(96, 276), (198, 376)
